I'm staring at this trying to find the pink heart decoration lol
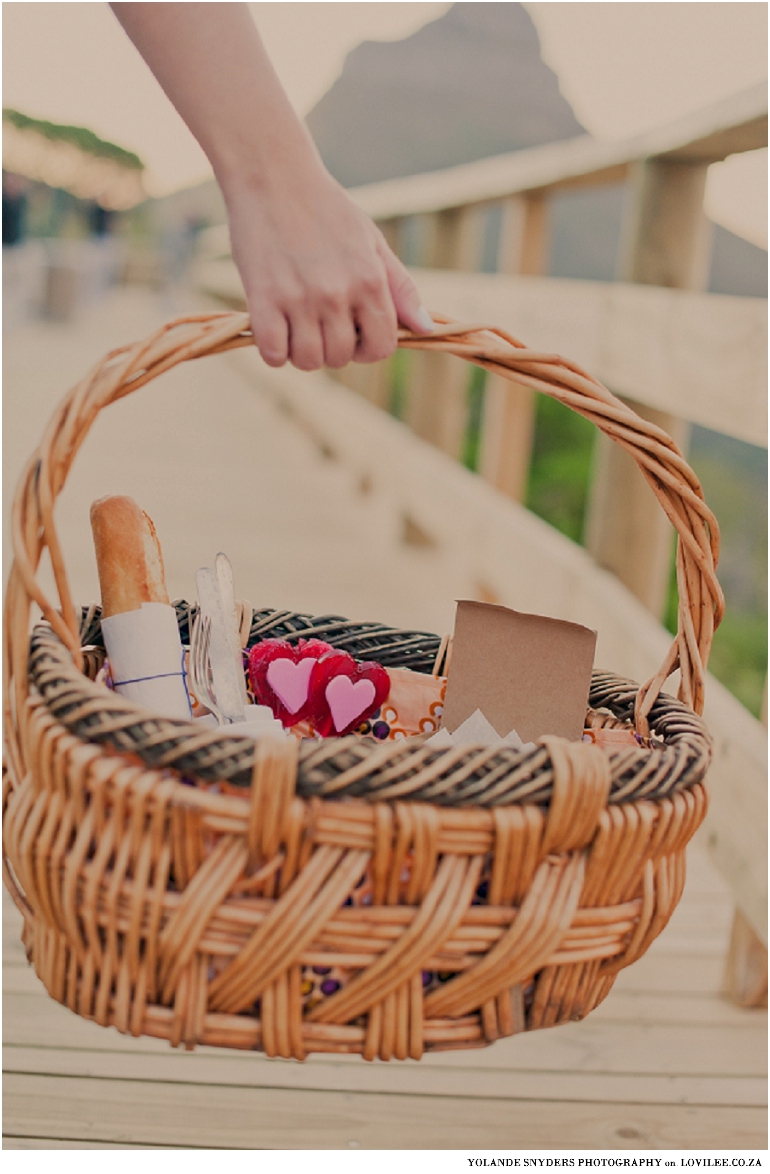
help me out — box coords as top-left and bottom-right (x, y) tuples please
(248, 637), (334, 727)
(309, 651), (390, 736)
(325, 675), (376, 734)
(266, 657), (316, 716)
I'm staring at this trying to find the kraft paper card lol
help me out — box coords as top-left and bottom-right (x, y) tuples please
(440, 600), (597, 743)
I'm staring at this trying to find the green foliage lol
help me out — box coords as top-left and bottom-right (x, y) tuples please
(663, 556), (680, 637)
(662, 564), (768, 717)
(525, 395), (595, 543)
(387, 350), (410, 420)
(688, 428), (767, 616)
(462, 366), (486, 472)
(664, 427), (768, 718)
(3, 108), (144, 170)
(706, 611), (767, 717)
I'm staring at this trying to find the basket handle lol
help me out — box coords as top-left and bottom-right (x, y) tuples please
(4, 310), (722, 778)
(399, 316), (722, 729)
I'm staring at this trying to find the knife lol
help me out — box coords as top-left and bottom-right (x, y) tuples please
(195, 566), (245, 723)
(215, 551), (249, 708)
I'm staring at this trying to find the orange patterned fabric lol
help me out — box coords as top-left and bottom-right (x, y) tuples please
(259, 666), (446, 743)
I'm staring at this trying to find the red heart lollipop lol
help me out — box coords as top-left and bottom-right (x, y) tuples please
(248, 638), (333, 727)
(309, 651), (390, 737)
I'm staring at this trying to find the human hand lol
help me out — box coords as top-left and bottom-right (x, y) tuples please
(224, 165), (433, 371)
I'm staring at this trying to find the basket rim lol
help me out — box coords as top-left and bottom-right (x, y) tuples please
(25, 600), (712, 809)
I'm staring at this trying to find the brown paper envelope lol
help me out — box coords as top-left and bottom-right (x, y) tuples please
(441, 600), (597, 743)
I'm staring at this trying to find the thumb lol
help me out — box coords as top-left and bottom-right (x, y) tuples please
(377, 237), (434, 335)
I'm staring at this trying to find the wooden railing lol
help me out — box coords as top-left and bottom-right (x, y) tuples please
(345, 82), (768, 615)
(195, 82), (768, 1002)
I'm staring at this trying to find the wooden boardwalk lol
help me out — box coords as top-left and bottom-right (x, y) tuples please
(3, 288), (767, 1149)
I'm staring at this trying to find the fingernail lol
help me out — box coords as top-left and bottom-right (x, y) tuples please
(415, 306), (434, 333)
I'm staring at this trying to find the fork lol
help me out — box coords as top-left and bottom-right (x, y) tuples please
(189, 612), (227, 726)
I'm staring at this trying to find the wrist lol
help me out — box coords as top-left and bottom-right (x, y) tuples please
(212, 121), (327, 204)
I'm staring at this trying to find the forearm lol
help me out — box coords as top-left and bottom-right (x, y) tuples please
(110, 2), (322, 193)
(111, 1), (431, 367)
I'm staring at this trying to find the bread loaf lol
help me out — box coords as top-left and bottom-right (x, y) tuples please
(90, 496), (170, 617)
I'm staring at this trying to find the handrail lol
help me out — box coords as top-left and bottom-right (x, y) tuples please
(348, 83), (768, 220)
(409, 269), (768, 447)
(195, 259), (768, 448)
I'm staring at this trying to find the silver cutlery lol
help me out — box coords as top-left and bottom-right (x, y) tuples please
(195, 566), (246, 724)
(189, 613), (226, 725)
(215, 551), (249, 709)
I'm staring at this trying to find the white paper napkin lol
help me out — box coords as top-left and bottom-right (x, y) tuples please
(425, 708), (536, 751)
(196, 705), (286, 740)
(101, 602), (192, 719)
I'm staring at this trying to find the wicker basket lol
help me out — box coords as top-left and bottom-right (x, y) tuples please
(3, 311), (723, 1060)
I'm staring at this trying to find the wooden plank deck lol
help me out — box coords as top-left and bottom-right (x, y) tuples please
(3, 286), (766, 1149)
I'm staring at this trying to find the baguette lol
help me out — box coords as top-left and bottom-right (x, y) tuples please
(90, 496), (170, 617)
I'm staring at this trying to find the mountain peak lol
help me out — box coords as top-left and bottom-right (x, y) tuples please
(306, 2), (585, 188)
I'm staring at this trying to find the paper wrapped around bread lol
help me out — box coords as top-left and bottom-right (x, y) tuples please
(91, 496), (191, 718)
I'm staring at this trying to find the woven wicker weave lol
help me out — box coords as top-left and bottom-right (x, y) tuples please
(3, 311), (723, 1059)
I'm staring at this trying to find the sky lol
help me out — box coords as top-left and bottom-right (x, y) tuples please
(2, 2), (767, 246)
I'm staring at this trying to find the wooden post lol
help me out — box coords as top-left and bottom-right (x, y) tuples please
(378, 218), (401, 255)
(585, 158), (713, 615)
(478, 193), (546, 501)
(723, 683), (768, 1009)
(586, 404), (691, 614)
(332, 358), (391, 410)
(724, 908), (768, 1008)
(498, 191), (549, 278)
(405, 205), (485, 458)
(621, 159), (713, 290)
